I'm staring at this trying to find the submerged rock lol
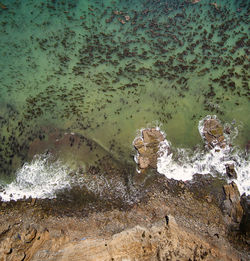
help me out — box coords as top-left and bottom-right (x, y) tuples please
(203, 118), (226, 149)
(134, 128), (167, 171)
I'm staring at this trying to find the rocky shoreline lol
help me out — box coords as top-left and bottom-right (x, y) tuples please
(0, 166), (249, 260)
(0, 0), (249, 259)
(0, 121), (249, 260)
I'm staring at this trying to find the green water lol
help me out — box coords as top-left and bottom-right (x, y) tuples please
(0, 0), (249, 178)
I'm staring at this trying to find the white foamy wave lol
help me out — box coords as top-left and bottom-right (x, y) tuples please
(233, 156), (250, 196)
(0, 154), (72, 201)
(157, 137), (249, 195)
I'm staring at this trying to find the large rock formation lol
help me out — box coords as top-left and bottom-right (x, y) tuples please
(202, 118), (226, 149)
(202, 118), (239, 182)
(0, 224), (50, 261)
(222, 182), (243, 224)
(50, 220), (239, 261)
(133, 128), (167, 171)
(0, 215), (242, 261)
(0, 176), (248, 261)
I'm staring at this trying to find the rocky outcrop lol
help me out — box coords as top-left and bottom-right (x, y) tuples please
(0, 177), (248, 261)
(203, 118), (226, 149)
(0, 220), (239, 261)
(222, 182), (243, 224)
(32, 219), (240, 261)
(0, 124), (248, 260)
(0, 224), (50, 261)
(134, 128), (167, 171)
(202, 118), (239, 184)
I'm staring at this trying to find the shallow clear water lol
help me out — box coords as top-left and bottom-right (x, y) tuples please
(0, 0), (249, 199)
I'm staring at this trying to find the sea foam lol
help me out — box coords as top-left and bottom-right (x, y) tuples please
(157, 117), (249, 195)
(0, 153), (71, 201)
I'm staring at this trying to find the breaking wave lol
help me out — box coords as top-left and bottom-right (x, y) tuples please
(157, 117), (249, 196)
(0, 153), (72, 202)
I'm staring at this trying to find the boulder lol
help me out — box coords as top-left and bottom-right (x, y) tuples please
(222, 182), (243, 223)
(203, 118), (226, 149)
(134, 128), (167, 171)
(225, 164), (237, 179)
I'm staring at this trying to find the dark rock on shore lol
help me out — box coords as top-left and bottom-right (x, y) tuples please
(225, 163), (237, 179)
(187, 173), (227, 206)
(222, 182), (243, 224)
(240, 194), (250, 236)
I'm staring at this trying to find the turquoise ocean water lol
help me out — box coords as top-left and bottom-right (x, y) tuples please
(0, 0), (249, 200)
